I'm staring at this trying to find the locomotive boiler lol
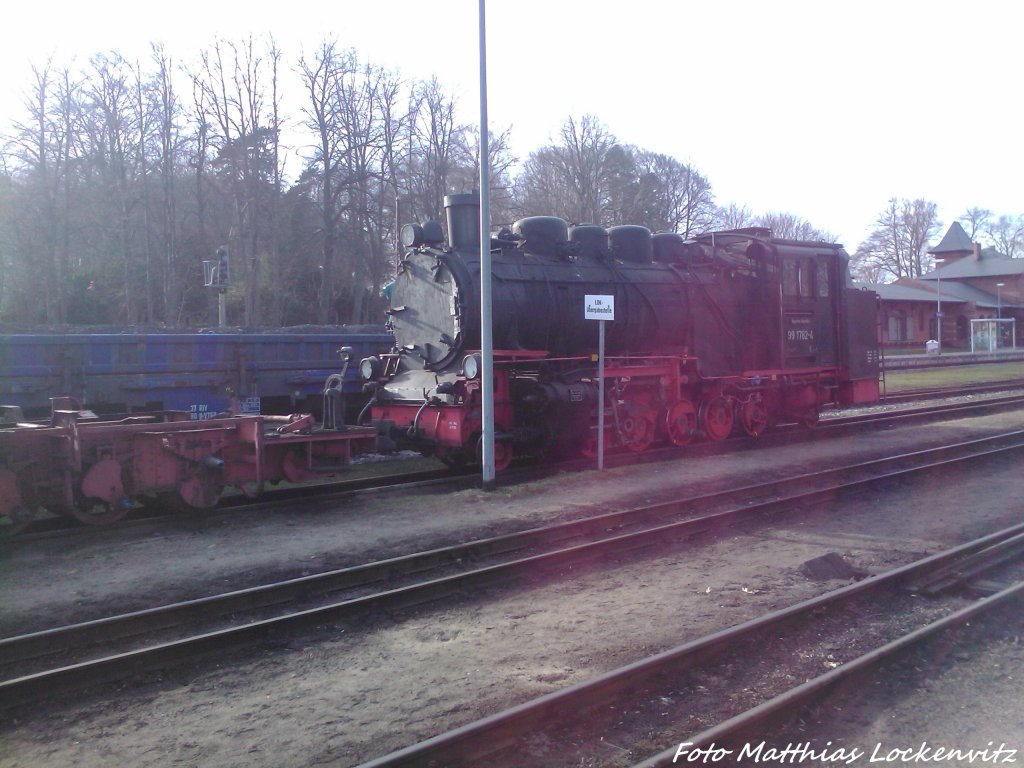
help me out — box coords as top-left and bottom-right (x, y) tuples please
(361, 194), (880, 469)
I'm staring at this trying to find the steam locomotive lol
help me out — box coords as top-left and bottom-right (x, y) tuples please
(359, 194), (880, 470)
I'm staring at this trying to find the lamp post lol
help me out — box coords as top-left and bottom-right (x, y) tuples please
(477, 0), (495, 490)
(996, 282), (1005, 351)
(935, 258), (944, 352)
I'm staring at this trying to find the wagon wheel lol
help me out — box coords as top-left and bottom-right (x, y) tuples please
(71, 498), (131, 526)
(1, 506), (35, 537)
(177, 467), (225, 509)
(738, 398), (769, 438)
(621, 413), (655, 453)
(0, 469), (34, 535)
(699, 395), (734, 442)
(665, 399), (697, 446)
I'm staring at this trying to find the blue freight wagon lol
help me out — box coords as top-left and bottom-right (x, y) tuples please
(0, 327), (394, 420)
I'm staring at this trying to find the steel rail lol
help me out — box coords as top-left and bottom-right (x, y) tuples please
(882, 378), (1024, 403)
(632, 579), (1024, 768)
(356, 523), (1024, 768)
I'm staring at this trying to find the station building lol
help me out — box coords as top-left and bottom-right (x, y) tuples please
(861, 222), (1022, 351)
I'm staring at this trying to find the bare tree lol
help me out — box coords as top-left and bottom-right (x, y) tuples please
(464, 124), (517, 225)
(132, 58), (156, 322)
(191, 37), (279, 326)
(713, 203), (756, 232)
(6, 63), (83, 323)
(558, 114), (617, 224)
(754, 212), (834, 242)
(848, 252), (889, 284)
(853, 198), (939, 281)
(298, 43), (357, 323)
(79, 53), (145, 321)
(986, 214), (1024, 258)
(187, 75), (217, 324)
(960, 207), (992, 241)
(512, 145), (575, 220)
(266, 40), (284, 326)
(375, 69), (411, 278)
(633, 151), (715, 236)
(513, 125), (716, 236)
(150, 44), (186, 324)
(408, 77), (469, 223)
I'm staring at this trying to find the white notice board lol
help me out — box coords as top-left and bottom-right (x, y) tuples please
(584, 295), (615, 321)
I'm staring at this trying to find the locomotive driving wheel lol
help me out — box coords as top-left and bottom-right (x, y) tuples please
(665, 399), (697, 446)
(621, 413), (655, 453)
(475, 427), (514, 473)
(580, 430), (603, 459)
(738, 397), (769, 438)
(699, 395), (734, 442)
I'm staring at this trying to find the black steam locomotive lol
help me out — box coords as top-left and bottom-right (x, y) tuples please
(360, 194), (880, 470)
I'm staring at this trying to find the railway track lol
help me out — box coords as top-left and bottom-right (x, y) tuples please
(4, 428), (1024, 717)
(881, 377), (1024, 404)
(358, 526), (1024, 767)
(9, 390), (1024, 540)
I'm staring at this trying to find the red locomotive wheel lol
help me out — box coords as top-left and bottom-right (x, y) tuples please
(177, 468), (225, 509)
(738, 398), (769, 438)
(699, 396), (734, 442)
(580, 428), (609, 459)
(623, 414), (654, 453)
(665, 400), (697, 446)
(475, 427), (514, 473)
(493, 440), (514, 472)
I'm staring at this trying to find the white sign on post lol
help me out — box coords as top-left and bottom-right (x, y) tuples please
(585, 295), (615, 321)
(585, 295), (614, 471)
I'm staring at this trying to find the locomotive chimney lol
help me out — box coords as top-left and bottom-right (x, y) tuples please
(444, 193), (481, 252)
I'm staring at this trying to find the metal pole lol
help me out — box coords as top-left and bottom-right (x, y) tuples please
(935, 260), (942, 352)
(478, 0), (495, 490)
(597, 319), (605, 471)
(218, 289), (227, 328)
(997, 282), (1004, 351)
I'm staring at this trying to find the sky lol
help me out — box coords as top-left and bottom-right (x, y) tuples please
(2, 0), (1021, 251)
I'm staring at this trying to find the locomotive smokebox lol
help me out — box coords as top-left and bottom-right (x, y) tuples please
(444, 193), (480, 252)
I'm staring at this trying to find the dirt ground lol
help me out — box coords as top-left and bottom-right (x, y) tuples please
(1, 409), (1023, 767)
